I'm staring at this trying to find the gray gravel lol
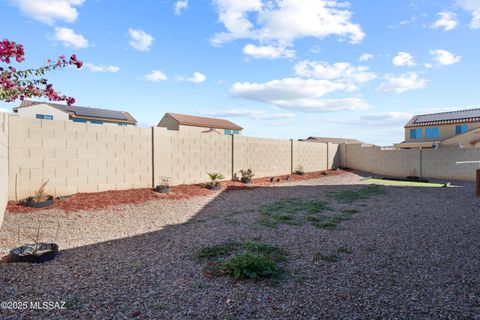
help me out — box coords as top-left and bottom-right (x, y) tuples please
(0, 172), (479, 319)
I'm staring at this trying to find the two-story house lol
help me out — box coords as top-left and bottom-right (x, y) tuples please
(13, 100), (137, 126)
(395, 108), (480, 149)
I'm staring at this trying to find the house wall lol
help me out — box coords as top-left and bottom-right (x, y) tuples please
(157, 114), (180, 131)
(342, 143), (480, 181)
(404, 122), (480, 144)
(8, 116), (151, 200)
(16, 104), (69, 121)
(0, 113), (9, 227)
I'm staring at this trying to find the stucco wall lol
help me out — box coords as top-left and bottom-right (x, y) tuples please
(16, 104), (69, 121)
(405, 122), (480, 143)
(0, 113), (8, 227)
(342, 143), (480, 181)
(8, 116), (151, 200)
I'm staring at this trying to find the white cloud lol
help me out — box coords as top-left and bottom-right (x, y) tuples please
(243, 44), (295, 59)
(128, 28), (154, 51)
(294, 60), (376, 84)
(431, 11), (458, 31)
(456, 0), (480, 29)
(174, 0), (188, 15)
(430, 49), (462, 65)
(378, 72), (427, 93)
(211, 0), (365, 50)
(230, 78), (369, 112)
(0, 108), (11, 113)
(52, 27), (89, 48)
(199, 109), (296, 120)
(359, 53), (373, 62)
(392, 52), (415, 67)
(326, 112), (413, 126)
(179, 72), (207, 83)
(144, 70), (168, 82)
(84, 63), (120, 73)
(11, 0), (84, 25)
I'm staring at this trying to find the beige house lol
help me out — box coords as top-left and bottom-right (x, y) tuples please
(301, 136), (365, 144)
(157, 112), (243, 135)
(395, 108), (480, 149)
(13, 100), (137, 126)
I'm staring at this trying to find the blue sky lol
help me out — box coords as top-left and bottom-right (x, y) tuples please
(1, 0), (479, 145)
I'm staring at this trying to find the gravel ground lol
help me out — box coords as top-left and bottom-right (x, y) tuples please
(0, 171), (479, 319)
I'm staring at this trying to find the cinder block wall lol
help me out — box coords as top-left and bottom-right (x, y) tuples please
(292, 141), (328, 172)
(233, 136), (291, 178)
(153, 128), (232, 185)
(8, 116), (151, 200)
(0, 113), (9, 227)
(342, 143), (480, 181)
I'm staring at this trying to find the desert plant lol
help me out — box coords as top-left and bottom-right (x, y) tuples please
(207, 172), (224, 186)
(294, 165), (304, 175)
(32, 180), (50, 202)
(239, 169), (254, 183)
(155, 177), (171, 193)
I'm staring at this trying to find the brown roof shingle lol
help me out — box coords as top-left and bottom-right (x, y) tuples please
(302, 136), (364, 144)
(164, 112), (243, 130)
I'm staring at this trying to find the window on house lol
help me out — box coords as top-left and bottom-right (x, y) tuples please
(36, 114), (53, 120)
(224, 129), (232, 135)
(410, 128), (423, 139)
(90, 120), (103, 125)
(73, 118), (87, 123)
(456, 124), (468, 135)
(233, 130), (240, 134)
(425, 127), (439, 139)
(118, 123), (128, 126)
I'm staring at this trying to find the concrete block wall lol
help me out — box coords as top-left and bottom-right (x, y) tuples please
(342, 143), (480, 181)
(8, 116), (151, 200)
(0, 113), (8, 227)
(292, 141), (328, 172)
(154, 128), (232, 185)
(234, 136), (291, 178)
(342, 144), (421, 177)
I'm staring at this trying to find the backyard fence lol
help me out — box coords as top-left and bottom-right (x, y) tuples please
(340, 143), (480, 181)
(3, 115), (340, 203)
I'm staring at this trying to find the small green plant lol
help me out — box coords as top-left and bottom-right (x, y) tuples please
(327, 185), (384, 203)
(152, 303), (166, 311)
(195, 240), (287, 281)
(337, 247), (352, 254)
(64, 296), (81, 310)
(294, 165), (304, 175)
(206, 172), (225, 189)
(239, 169), (255, 183)
(314, 253), (338, 263)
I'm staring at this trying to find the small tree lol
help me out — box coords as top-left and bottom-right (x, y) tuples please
(0, 39), (82, 105)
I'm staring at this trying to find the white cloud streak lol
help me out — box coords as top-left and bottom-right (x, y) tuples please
(128, 28), (154, 51)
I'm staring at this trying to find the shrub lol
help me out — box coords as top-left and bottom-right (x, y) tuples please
(294, 165), (304, 175)
(206, 172), (225, 188)
(239, 169), (254, 183)
(32, 180), (50, 202)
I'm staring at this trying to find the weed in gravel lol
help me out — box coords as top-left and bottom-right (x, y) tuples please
(64, 296), (81, 310)
(196, 240), (287, 281)
(337, 247), (352, 254)
(152, 303), (166, 311)
(193, 281), (209, 289)
(310, 209), (358, 230)
(194, 240), (240, 258)
(257, 198), (329, 228)
(327, 185), (384, 203)
(314, 253), (338, 263)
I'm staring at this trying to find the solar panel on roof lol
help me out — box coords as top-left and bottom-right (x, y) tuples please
(415, 109), (480, 123)
(58, 105), (129, 121)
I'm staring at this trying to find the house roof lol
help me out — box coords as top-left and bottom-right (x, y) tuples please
(405, 108), (480, 128)
(302, 136), (364, 144)
(14, 100), (137, 124)
(163, 112), (243, 130)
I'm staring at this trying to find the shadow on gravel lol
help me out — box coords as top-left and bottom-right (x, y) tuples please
(1, 181), (479, 320)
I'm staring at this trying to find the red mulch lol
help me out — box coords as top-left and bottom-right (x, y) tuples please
(7, 169), (348, 214)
